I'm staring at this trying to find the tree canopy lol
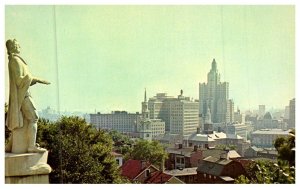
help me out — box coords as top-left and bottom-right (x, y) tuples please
(37, 116), (127, 184)
(125, 139), (168, 167)
(235, 129), (295, 184)
(274, 129), (295, 166)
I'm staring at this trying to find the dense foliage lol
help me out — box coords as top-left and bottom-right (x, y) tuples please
(37, 116), (127, 184)
(274, 129), (295, 166)
(235, 129), (295, 184)
(235, 159), (295, 184)
(125, 139), (168, 167)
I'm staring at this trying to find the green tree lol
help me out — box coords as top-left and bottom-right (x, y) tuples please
(125, 139), (168, 167)
(235, 159), (295, 184)
(274, 129), (295, 166)
(37, 116), (128, 184)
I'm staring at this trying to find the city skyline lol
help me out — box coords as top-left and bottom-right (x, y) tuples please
(4, 5), (295, 113)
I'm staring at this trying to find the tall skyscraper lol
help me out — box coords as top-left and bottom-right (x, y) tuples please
(199, 59), (232, 123)
(258, 105), (266, 117)
(289, 98), (295, 129)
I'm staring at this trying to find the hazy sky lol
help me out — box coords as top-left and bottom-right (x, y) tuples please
(4, 5), (295, 113)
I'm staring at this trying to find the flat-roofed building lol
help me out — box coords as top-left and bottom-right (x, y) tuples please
(148, 90), (199, 136)
(251, 128), (291, 148)
(90, 111), (141, 133)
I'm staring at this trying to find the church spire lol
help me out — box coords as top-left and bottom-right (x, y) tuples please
(144, 88), (147, 102)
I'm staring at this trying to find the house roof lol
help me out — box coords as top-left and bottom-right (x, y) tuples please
(121, 159), (151, 180)
(227, 150), (241, 158)
(166, 147), (196, 157)
(188, 131), (228, 142)
(164, 167), (198, 176)
(197, 156), (232, 176)
(202, 149), (227, 159)
(188, 131), (243, 142)
(220, 176), (234, 181)
(252, 129), (290, 135)
(146, 171), (173, 184)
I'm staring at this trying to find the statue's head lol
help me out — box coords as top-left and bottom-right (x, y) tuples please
(6, 39), (20, 55)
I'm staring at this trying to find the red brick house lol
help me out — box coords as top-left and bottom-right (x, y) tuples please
(146, 171), (184, 184)
(164, 167), (198, 184)
(121, 159), (184, 184)
(196, 156), (247, 183)
(165, 145), (202, 170)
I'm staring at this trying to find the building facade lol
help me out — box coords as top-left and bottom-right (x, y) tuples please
(226, 123), (248, 141)
(137, 89), (166, 140)
(256, 112), (286, 130)
(90, 111), (141, 133)
(251, 129), (291, 148)
(148, 90), (199, 136)
(289, 98), (295, 129)
(199, 59), (233, 124)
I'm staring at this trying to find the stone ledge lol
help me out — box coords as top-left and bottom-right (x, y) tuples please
(5, 174), (50, 184)
(5, 151), (52, 177)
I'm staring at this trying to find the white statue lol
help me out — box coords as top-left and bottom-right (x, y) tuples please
(6, 39), (50, 153)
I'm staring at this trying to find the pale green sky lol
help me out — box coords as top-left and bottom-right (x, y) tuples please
(5, 5), (295, 113)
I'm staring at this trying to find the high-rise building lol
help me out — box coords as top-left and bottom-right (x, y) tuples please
(137, 89), (165, 140)
(289, 98), (295, 129)
(148, 90), (199, 136)
(258, 105), (266, 117)
(226, 99), (234, 123)
(199, 59), (232, 123)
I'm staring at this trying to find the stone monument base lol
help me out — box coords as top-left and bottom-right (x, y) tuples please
(5, 151), (52, 184)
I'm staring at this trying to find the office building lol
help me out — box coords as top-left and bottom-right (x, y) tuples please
(251, 129), (291, 148)
(148, 90), (199, 136)
(199, 59), (233, 123)
(90, 111), (141, 133)
(289, 98), (295, 129)
(258, 105), (266, 117)
(137, 89), (165, 140)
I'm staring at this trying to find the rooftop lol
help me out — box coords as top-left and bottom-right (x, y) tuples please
(121, 160), (152, 180)
(252, 129), (291, 135)
(164, 167), (198, 176)
(146, 171), (173, 184)
(166, 147), (197, 157)
(187, 131), (243, 142)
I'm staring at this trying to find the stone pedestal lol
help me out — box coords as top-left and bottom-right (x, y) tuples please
(5, 151), (52, 184)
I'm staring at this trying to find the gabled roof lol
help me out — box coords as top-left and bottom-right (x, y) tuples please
(146, 171), (173, 184)
(121, 159), (151, 180)
(197, 156), (232, 176)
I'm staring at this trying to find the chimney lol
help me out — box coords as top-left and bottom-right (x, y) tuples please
(220, 150), (229, 160)
(194, 145), (198, 152)
(178, 144), (183, 149)
(141, 160), (147, 169)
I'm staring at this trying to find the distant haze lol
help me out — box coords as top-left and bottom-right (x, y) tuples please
(5, 5), (295, 113)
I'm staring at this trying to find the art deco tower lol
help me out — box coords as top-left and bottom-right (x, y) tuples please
(199, 59), (232, 124)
